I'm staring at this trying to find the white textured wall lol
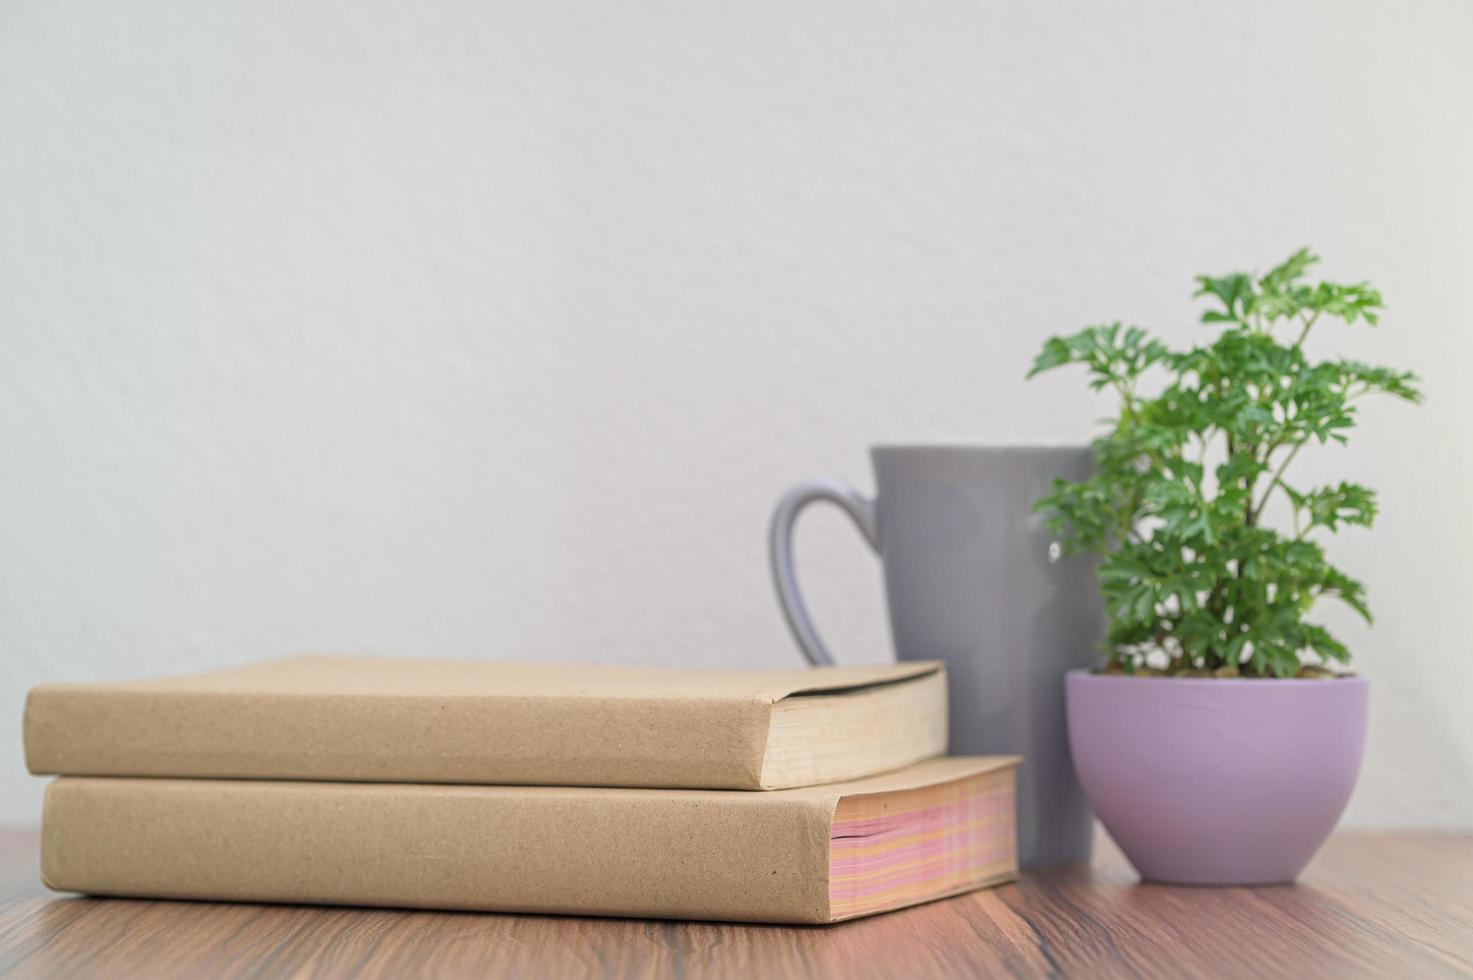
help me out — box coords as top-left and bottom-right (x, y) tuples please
(3, 1), (1471, 829)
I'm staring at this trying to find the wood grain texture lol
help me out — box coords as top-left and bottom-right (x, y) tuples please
(1, 829), (1470, 979)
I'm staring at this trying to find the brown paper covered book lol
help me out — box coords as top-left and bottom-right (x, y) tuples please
(41, 756), (1018, 924)
(25, 656), (947, 790)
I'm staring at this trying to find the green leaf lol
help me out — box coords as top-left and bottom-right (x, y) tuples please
(1193, 273), (1254, 325)
(1260, 248), (1318, 292)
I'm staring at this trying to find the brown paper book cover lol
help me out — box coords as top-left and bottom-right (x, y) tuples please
(40, 756), (1019, 924)
(25, 656), (947, 790)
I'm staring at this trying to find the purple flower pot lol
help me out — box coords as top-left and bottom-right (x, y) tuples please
(1066, 670), (1369, 885)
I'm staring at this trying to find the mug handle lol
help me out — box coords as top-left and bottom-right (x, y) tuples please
(768, 479), (880, 666)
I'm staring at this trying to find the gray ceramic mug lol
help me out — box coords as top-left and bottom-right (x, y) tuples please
(769, 446), (1105, 867)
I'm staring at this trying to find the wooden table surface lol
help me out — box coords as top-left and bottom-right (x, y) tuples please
(1, 829), (1469, 979)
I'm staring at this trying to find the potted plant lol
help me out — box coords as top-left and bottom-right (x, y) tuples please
(1028, 249), (1421, 885)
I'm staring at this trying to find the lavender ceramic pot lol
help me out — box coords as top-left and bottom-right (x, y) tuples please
(1066, 671), (1369, 885)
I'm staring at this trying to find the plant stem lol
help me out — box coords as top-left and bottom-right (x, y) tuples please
(1252, 440), (1305, 520)
(1294, 311), (1320, 348)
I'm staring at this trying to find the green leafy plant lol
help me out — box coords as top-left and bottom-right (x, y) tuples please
(1028, 249), (1421, 678)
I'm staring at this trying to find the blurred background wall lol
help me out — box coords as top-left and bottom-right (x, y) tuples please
(3, 0), (1470, 828)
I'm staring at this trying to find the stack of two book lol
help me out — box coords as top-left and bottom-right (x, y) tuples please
(25, 657), (1020, 924)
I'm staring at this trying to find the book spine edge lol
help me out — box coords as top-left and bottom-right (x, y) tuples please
(25, 688), (772, 790)
(40, 778), (836, 924)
